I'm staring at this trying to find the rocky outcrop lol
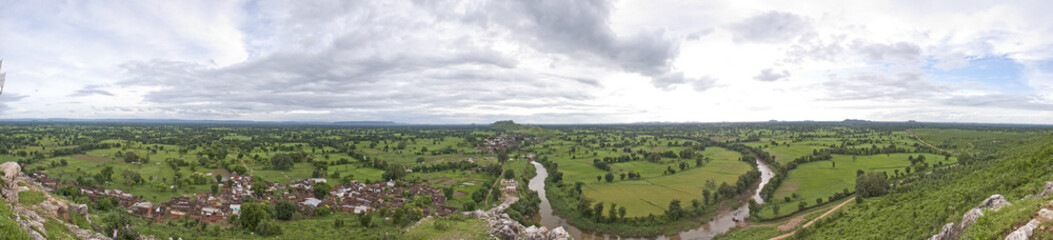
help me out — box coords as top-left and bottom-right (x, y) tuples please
(929, 194), (1012, 240)
(931, 182), (1053, 240)
(468, 197), (570, 240)
(1, 161), (21, 201)
(1, 162), (109, 240)
(1002, 201), (1053, 240)
(1004, 219), (1040, 240)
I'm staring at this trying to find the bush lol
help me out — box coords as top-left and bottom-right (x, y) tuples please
(856, 171), (890, 198)
(238, 202), (270, 230)
(313, 182), (331, 199)
(254, 221), (283, 237)
(270, 154), (294, 170)
(313, 205), (332, 217)
(274, 201), (296, 221)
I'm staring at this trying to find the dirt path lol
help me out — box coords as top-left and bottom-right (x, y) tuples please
(237, 158), (254, 174)
(777, 216), (806, 231)
(769, 197), (855, 240)
(907, 130), (951, 155)
(483, 178), (502, 207)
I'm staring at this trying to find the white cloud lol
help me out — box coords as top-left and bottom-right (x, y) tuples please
(3, 0), (1053, 124)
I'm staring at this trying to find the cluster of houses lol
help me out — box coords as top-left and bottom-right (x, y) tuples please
(475, 134), (542, 154)
(280, 178), (458, 216)
(31, 172), (458, 225)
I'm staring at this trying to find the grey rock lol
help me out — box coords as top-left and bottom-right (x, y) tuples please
(977, 194), (1011, 211)
(1038, 182), (1053, 198)
(1005, 219), (1040, 240)
(928, 222), (955, 240)
(1039, 208), (1053, 221)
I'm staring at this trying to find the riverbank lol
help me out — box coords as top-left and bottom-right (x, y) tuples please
(530, 159), (775, 239)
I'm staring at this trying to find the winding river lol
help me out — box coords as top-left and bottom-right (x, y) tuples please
(528, 159), (775, 240)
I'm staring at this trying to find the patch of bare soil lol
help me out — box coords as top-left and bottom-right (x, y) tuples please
(73, 154), (110, 163)
(777, 216), (805, 231)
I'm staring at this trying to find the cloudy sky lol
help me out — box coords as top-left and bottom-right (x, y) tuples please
(2, 0), (1053, 124)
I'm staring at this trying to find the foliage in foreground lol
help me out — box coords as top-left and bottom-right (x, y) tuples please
(791, 135), (1053, 239)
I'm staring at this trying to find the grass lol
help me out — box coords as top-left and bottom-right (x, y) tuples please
(714, 225), (781, 240)
(756, 153), (952, 219)
(403, 215), (490, 240)
(18, 191), (47, 206)
(43, 217), (78, 240)
(134, 212), (404, 239)
(0, 201), (33, 240)
(582, 147), (752, 217)
(961, 196), (1047, 239)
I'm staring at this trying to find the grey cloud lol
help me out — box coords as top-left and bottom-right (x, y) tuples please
(690, 76), (718, 92)
(652, 72), (717, 91)
(686, 29), (714, 41)
(940, 94), (1053, 111)
(852, 41), (922, 63)
(0, 93), (28, 114)
(68, 85), (114, 97)
(730, 11), (811, 43)
(754, 68), (790, 82)
(784, 37), (845, 63)
(822, 69), (943, 101)
(474, 0), (688, 89)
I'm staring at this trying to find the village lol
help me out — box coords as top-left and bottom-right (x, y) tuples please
(30, 171), (459, 225)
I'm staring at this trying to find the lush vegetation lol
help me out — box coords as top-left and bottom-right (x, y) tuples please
(0, 201), (32, 240)
(2, 121), (1051, 239)
(785, 129), (1053, 239)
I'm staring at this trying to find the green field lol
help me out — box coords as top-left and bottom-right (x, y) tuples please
(582, 147), (752, 217)
(756, 153), (954, 218)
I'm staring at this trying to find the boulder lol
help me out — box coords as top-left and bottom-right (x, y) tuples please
(1038, 208), (1053, 221)
(1037, 182), (1053, 198)
(977, 194), (1011, 211)
(1005, 219), (1040, 240)
(0, 162), (20, 202)
(70, 203), (89, 217)
(958, 208), (984, 232)
(928, 222), (955, 240)
(548, 227), (570, 240)
(0, 162), (19, 182)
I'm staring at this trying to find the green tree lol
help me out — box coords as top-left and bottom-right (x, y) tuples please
(275, 201), (296, 221)
(593, 202), (605, 223)
(498, 151), (509, 163)
(238, 202), (270, 230)
(121, 170), (142, 186)
(313, 182), (332, 199)
(123, 151), (139, 163)
(604, 173), (614, 182)
(856, 171), (890, 198)
(667, 199), (682, 220)
(270, 153), (294, 170)
(99, 166), (114, 182)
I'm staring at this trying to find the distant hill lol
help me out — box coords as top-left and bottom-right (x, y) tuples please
(489, 120), (550, 136)
(332, 121), (400, 126)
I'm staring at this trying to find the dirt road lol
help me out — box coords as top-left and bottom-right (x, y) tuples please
(769, 197), (856, 240)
